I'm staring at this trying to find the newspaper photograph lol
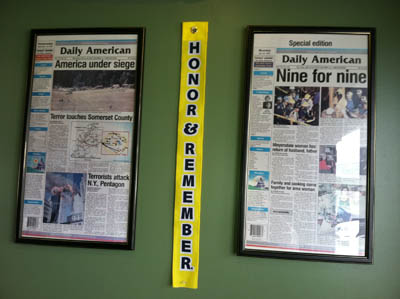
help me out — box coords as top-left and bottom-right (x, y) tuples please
(242, 28), (374, 261)
(17, 30), (144, 248)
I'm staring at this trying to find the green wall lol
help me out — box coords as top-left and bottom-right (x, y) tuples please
(1, 0), (399, 298)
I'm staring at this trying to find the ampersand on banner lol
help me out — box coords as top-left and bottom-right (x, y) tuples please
(183, 122), (199, 136)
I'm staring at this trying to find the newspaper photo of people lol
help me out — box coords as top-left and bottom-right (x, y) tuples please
(317, 184), (366, 245)
(43, 172), (86, 225)
(321, 87), (368, 119)
(319, 145), (337, 174)
(262, 95), (273, 109)
(52, 70), (136, 112)
(274, 86), (320, 126)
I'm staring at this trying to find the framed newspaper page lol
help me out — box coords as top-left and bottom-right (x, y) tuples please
(239, 26), (375, 262)
(16, 28), (145, 249)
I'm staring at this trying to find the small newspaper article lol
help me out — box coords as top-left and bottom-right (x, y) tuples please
(21, 34), (138, 242)
(244, 33), (369, 256)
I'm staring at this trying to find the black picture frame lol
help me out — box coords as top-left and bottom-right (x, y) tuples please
(239, 26), (375, 263)
(16, 28), (145, 250)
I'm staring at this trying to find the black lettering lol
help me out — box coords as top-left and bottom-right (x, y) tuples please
(277, 68), (286, 82)
(359, 73), (367, 83)
(182, 190), (194, 204)
(184, 158), (195, 171)
(183, 123), (199, 136)
(180, 256), (193, 270)
(181, 207), (194, 220)
(312, 69), (332, 83)
(182, 223), (193, 236)
(186, 104), (197, 116)
(188, 57), (200, 70)
(181, 239), (192, 253)
(189, 41), (200, 55)
(186, 88), (199, 101)
(187, 73), (199, 86)
(182, 175), (195, 187)
(185, 143), (196, 155)
(277, 68), (307, 83)
(336, 70), (367, 84)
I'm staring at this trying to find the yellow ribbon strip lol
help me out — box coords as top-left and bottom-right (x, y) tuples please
(172, 22), (208, 289)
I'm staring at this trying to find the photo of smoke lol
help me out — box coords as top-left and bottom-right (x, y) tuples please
(52, 70), (136, 112)
(274, 86), (320, 126)
(43, 172), (86, 225)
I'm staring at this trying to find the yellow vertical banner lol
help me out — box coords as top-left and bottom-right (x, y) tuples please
(172, 22), (208, 289)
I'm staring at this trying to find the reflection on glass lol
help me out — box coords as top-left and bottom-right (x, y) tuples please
(336, 129), (360, 179)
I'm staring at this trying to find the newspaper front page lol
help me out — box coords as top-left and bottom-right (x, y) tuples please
(21, 34), (138, 243)
(244, 33), (369, 256)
